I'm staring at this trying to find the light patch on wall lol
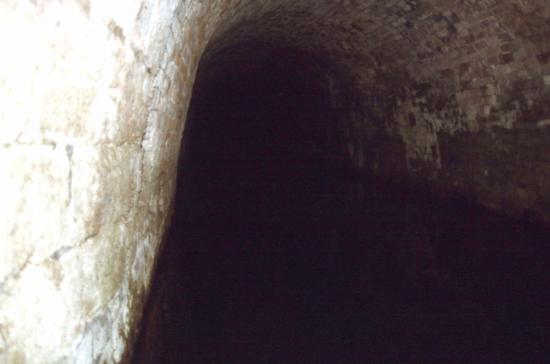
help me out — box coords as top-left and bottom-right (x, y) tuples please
(395, 102), (442, 177)
(0, 145), (70, 280)
(1, 265), (76, 362)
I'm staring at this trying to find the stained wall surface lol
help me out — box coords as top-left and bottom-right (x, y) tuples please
(1, 0), (549, 362)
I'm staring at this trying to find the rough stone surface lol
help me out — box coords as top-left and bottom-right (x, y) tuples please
(1, 0), (549, 362)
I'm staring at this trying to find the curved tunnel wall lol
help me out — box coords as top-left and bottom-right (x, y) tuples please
(1, 0), (549, 362)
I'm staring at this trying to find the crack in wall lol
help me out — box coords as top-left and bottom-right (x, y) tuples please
(65, 144), (73, 207)
(0, 254), (31, 297)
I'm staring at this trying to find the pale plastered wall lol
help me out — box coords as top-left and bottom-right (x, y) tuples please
(0, 0), (218, 362)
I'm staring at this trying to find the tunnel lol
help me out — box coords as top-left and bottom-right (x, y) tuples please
(2, 1), (550, 363)
(131, 41), (550, 363)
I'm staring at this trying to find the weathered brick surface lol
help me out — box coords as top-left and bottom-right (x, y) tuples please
(210, 1), (550, 221)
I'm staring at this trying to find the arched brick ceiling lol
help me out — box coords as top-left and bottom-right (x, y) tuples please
(198, 1), (550, 223)
(211, 0), (550, 77)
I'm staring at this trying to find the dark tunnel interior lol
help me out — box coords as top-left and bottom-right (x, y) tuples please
(134, 44), (550, 363)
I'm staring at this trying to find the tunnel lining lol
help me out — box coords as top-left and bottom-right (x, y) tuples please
(135, 29), (550, 362)
(134, 35), (550, 359)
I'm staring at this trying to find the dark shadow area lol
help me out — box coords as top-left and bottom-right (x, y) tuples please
(133, 44), (550, 363)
